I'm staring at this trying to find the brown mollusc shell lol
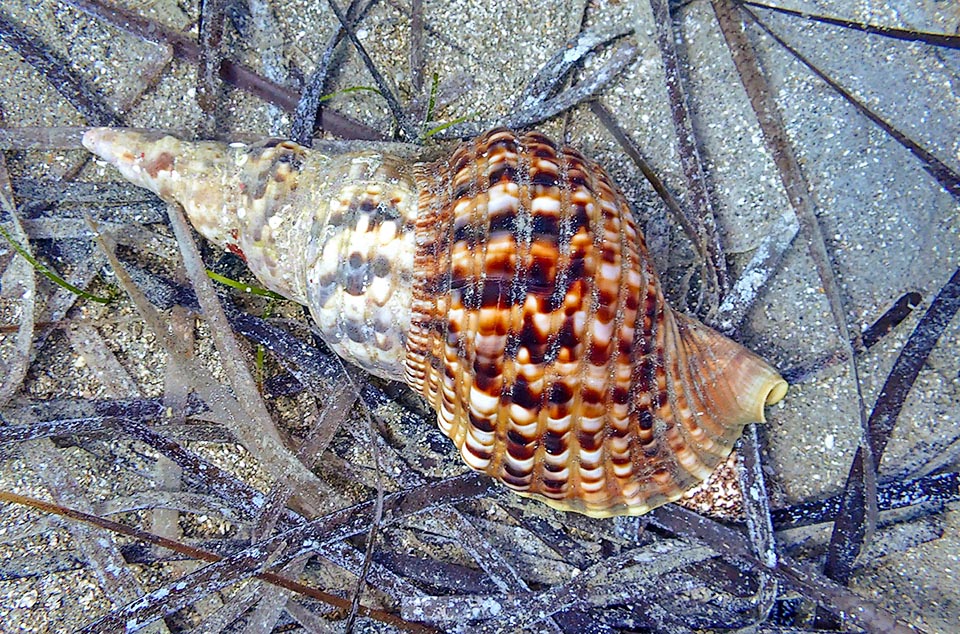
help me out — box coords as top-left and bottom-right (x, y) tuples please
(83, 127), (787, 517)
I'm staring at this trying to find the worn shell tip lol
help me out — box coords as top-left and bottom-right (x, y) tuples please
(81, 127), (179, 199)
(82, 127), (154, 164)
(82, 127), (118, 161)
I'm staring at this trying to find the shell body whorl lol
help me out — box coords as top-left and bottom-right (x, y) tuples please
(84, 126), (787, 517)
(404, 130), (785, 516)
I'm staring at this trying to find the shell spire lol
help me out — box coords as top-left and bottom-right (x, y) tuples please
(83, 127), (420, 380)
(84, 126), (787, 517)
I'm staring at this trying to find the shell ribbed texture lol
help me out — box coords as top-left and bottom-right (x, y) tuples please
(404, 129), (784, 517)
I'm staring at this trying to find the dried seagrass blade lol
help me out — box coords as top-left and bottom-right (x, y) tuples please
(83, 126), (787, 517)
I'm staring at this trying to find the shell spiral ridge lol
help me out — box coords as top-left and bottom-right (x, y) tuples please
(404, 129), (786, 517)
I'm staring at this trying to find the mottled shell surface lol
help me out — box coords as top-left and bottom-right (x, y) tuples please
(84, 127), (787, 518)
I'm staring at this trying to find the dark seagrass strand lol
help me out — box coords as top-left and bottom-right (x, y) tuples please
(83, 126), (787, 517)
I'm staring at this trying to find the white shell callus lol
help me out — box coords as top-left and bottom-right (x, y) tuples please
(84, 127), (787, 517)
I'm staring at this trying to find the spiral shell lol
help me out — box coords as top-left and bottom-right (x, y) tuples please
(84, 127), (787, 517)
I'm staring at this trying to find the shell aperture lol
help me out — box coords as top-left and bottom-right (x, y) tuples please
(83, 127), (787, 517)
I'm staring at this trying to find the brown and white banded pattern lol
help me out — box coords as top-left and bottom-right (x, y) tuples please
(84, 127), (787, 517)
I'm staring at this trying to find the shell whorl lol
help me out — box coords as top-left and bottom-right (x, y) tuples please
(84, 127), (787, 517)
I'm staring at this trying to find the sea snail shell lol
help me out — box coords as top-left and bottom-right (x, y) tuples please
(83, 127), (787, 518)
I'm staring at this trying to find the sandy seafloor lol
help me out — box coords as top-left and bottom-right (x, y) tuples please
(0, 0), (958, 631)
